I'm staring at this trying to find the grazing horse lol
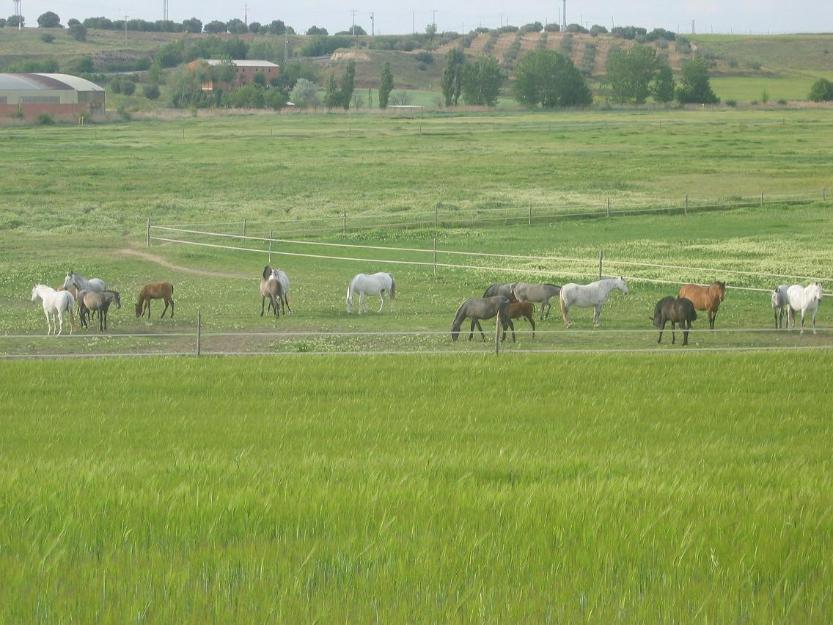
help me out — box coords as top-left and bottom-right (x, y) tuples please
(31, 285), (76, 336)
(651, 296), (697, 346)
(79, 290), (121, 332)
(678, 282), (726, 329)
(786, 283), (822, 334)
(63, 271), (106, 293)
(771, 285), (790, 329)
(260, 266), (283, 317)
(135, 282), (175, 319)
(451, 296), (514, 342)
(501, 301), (536, 341)
(269, 268), (292, 315)
(512, 283), (561, 320)
(482, 283), (517, 300)
(346, 272), (396, 314)
(559, 277), (629, 328)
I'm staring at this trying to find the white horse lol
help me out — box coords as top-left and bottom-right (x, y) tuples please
(559, 277), (629, 328)
(31, 284), (76, 335)
(786, 283), (822, 334)
(771, 285), (790, 329)
(63, 271), (106, 293)
(346, 272), (396, 314)
(270, 268), (292, 315)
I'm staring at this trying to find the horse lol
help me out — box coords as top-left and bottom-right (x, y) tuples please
(482, 283), (516, 300)
(269, 268), (292, 315)
(771, 285), (790, 329)
(678, 282), (726, 329)
(31, 285), (76, 336)
(346, 272), (396, 314)
(512, 283), (561, 320)
(501, 301), (536, 341)
(135, 282), (175, 319)
(651, 296), (697, 346)
(260, 266), (283, 318)
(559, 277), (629, 328)
(79, 290), (121, 332)
(785, 283), (822, 334)
(63, 271), (106, 293)
(451, 296), (515, 342)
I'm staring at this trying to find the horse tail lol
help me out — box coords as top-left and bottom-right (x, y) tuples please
(389, 276), (396, 300)
(559, 288), (570, 321)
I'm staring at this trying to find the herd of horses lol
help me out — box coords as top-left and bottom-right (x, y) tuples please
(29, 268), (823, 345)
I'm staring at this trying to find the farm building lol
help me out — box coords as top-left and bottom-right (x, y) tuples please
(0, 73), (105, 120)
(189, 60), (280, 92)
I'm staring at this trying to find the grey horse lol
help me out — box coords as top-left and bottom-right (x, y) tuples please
(512, 283), (561, 320)
(451, 296), (515, 342)
(482, 283), (516, 300)
(78, 289), (121, 332)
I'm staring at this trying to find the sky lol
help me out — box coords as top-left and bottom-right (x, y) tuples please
(10, 0), (833, 35)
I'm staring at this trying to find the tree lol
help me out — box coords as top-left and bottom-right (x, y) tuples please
(513, 50), (592, 108)
(462, 56), (503, 106)
(675, 57), (718, 104)
(290, 78), (319, 108)
(68, 22), (87, 41)
(38, 11), (61, 28)
(440, 48), (466, 106)
(248, 22), (262, 34)
(651, 62), (675, 103)
(0, 18), (6, 27)
(520, 22), (543, 33)
(7, 15), (24, 28)
(379, 62), (394, 108)
(346, 25), (366, 36)
(590, 24), (608, 35)
(253, 72), (266, 86)
(306, 25), (328, 35)
(809, 78), (833, 102)
(204, 20), (227, 34)
(606, 45), (658, 104)
(324, 74), (340, 108)
(339, 61), (356, 110)
(227, 19), (247, 34)
(182, 18), (202, 33)
(425, 23), (437, 43)
(143, 84), (161, 100)
(67, 18), (80, 27)
(268, 20), (286, 35)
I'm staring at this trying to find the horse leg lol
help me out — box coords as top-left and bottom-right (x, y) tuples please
(56, 310), (63, 336)
(468, 319), (476, 341)
(671, 321), (676, 344)
(658, 320), (665, 344)
(378, 292), (385, 313)
(561, 302), (571, 328)
(145, 300), (151, 319)
(593, 304), (602, 327)
(510, 319), (516, 343)
(709, 310), (715, 330)
(812, 309), (817, 335)
(800, 310), (805, 335)
(528, 314), (535, 339)
(169, 298), (175, 318)
(540, 301), (546, 321)
(161, 298), (169, 318)
(284, 294), (292, 315)
(359, 292), (365, 314)
(260, 295), (266, 317)
(476, 319), (486, 341)
(683, 321), (690, 346)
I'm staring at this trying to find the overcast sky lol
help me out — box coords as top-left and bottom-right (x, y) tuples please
(13, 1), (833, 35)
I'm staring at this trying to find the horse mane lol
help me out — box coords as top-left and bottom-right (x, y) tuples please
(482, 284), (496, 298)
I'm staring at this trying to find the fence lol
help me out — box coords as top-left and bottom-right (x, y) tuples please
(149, 190), (829, 241)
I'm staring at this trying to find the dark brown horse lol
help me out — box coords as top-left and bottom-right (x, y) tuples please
(135, 282), (175, 319)
(500, 302), (536, 341)
(651, 296), (697, 345)
(679, 281), (725, 329)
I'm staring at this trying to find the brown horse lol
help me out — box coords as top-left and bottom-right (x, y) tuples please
(79, 290), (121, 332)
(260, 266), (283, 317)
(135, 282), (175, 319)
(501, 302), (536, 341)
(679, 281), (726, 329)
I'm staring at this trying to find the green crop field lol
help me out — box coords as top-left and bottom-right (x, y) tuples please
(1, 353), (832, 623)
(1, 108), (832, 623)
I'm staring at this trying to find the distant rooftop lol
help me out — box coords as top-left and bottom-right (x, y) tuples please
(203, 60), (279, 68)
(0, 73), (104, 92)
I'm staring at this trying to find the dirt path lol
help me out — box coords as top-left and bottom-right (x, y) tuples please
(118, 247), (248, 280)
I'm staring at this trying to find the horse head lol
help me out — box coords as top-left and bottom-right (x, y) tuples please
(112, 291), (122, 309)
(135, 302), (143, 318)
(810, 282), (823, 302)
(31, 285), (40, 302)
(715, 281), (727, 301)
(617, 277), (629, 294)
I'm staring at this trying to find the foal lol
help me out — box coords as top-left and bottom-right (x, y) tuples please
(135, 282), (175, 319)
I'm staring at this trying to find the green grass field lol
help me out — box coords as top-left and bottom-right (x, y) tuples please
(1, 354), (832, 623)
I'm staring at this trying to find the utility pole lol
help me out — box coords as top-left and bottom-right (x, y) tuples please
(412, 10), (415, 35)
(350, 8), (358, 46)
(284, 33), (288, 63)
(561, 0), (567, 29)
(163, 0), (168, 21)
(691, 19), (695, 34)
(124, 15), (128, 44)
(432, 9), (437, 32)
(244, 3), (248, 24)
(13, 0), (21, 30)
(370, 11), (375, 38)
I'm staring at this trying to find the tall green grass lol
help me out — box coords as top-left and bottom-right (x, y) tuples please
(1, 353), (832, 623)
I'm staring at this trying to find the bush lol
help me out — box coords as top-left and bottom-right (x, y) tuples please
(68, 22), (86, 41)
(121, 81), (136, 96)
(289, 78), (319, 108)
(306, 25), (328, 35)
(415, 51), (434, 64)
(809, 78), (833, 102)
(301, 36), (351, 57)
(110, 78), (122, 94)
(143, 84), (161, 100)
(204, 20), (227, 34)
(566, 23), (588, 34)
(37, 113), (55, 125)
(40, 33), (55, 43)
(520, 22), (543, 33)
(590, 25), (608, 36)
(777, 99), (787, 105)
(544, 23), (560, 32)
(726, 99), (737, 107)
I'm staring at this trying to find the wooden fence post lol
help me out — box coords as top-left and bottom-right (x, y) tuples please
(196, 310), (202, 357)
(760, 192), (764, 207)
(342, 211), (347, 236)
(242, 218), (247, 240)
(598, 250), (604, 279)
(606, 197), (611, 217)
(435, 204), (439, 228)
(684, 194), (688, 216)
(528, 205), (532, 225)
(823, 188), (827, 202)
(433, 236), (437, 277)
(268, 230), (273, 263)
(146, 218), (150, 248)
(495, 311), (501, 355)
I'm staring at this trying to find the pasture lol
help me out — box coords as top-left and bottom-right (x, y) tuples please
(1, 108), (832, 623)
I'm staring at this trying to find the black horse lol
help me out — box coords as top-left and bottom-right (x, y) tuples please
(451, 296), (515, 342)
(651, 296), (697, 345)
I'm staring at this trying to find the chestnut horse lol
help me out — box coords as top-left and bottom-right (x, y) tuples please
(135, 282), (175, 319)
(501, 302), (536, 341)
(678, 281), (726, 329)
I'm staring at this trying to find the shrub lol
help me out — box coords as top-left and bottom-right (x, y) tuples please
(121, 80), (136, 96)
(289, 78), (319, 108)
(301, 36), (351, 57)
(726, 99), (737, 107)
(37, 113), (55, 125)
(203, 20), (227, 34)
(809, 78), (833, 102)
(68, 22), (87, 41)
(415, 51), (434, 64)
(590, 25), (608, 36)
(544, 23), (560, 32)
(777, 99), (787, 105)
(306, 25), (328, 35)
(143, 84), (161, 100)
(520, 22), (543, 33)
(40, 33), (55, 43)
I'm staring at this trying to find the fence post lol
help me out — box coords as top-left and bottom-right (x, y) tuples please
(760, 192), (764, 207)
(433, 236), (437, 277)
(495, 310), (501, 355)
(342, 211), (347, 236)
(242, 219), (247, 241)
(598, 250), (604, 279)
(268, 230), (273, 264)
(146, 218), (150, 248)
(824, 188), (827, 202)
(528, 205), (532, 226)
(684, 194), (688, 216)
(606, 197), (611, 218)
(196, 310), (202, 357)
(435, 204), (439, 228)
